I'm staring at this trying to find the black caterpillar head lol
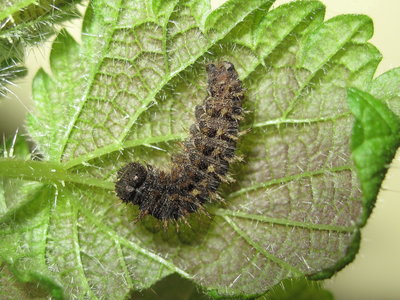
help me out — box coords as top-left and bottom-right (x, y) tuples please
(115, 162), (147, 204)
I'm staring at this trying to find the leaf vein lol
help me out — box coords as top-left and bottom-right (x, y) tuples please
(222, 215), (303, 275)
(228, 165), (353, 198)
(214, 209), (356, 232)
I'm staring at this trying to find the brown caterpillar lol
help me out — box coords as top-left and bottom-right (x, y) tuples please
(115, 62), (244, 221)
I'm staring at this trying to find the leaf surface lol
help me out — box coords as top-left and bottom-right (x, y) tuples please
(370, 67), (400, 116)
(0, 0), (396, 298)
(259, 277), (334, 300)
(0, 0), (83, 98)
(347, 88), (400, 221)
(0, 0), (82, 43)
(0, 135), (34, 217)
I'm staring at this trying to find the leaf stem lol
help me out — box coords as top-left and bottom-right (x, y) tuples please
(0, 158), (114, 190)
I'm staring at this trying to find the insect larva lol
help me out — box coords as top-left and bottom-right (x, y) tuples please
(115, 61), (244, 221)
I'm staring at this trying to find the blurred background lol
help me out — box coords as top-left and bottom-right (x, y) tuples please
(0, 0), (399, 299)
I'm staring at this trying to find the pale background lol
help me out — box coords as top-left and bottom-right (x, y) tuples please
(0, 1), (399, 299)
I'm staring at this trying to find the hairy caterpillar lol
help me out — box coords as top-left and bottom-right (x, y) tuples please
(115, 62), (244, 221)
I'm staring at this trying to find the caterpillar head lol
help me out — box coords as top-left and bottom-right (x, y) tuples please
(115, 162), (147, 204)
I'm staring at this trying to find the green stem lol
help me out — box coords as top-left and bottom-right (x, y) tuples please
(0, 158), (114, 190)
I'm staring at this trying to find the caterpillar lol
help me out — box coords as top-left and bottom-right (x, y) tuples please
(115, 62), (244, 221)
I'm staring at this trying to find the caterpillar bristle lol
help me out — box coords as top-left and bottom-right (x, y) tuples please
(227, 154), (244, 163)
(239, 128), (251, 136)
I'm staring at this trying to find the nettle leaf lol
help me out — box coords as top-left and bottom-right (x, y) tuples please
(0, 136), (63, 299)
(0, 39), (26, 98)
(0, 0), (396, 298)
(0, 0), (82, 44)
(348, 88), (400, 222)
(0, 135), (38, 218)
(259, 277), (334, 300)
(0, 0), (83, 97)
(370, 67), (400, 116)
(343, 68), (400, 228)
(0, 262), (54, 300)
(130, 275), (334, 300)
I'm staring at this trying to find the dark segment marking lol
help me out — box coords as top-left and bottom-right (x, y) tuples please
(115, 62), (245, 221)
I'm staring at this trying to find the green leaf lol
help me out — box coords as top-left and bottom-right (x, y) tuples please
(348, 62), (400, 220)
(0, 185), (65, 300)
(0, 262), (53, 300)
(0, 0), (82, 44)
(259, 277), (334, 300)
(0, 132), (30, 158)
(0, 39), (26, 98)
(131, 275), (335, 300)
(0, 0), (83, 98)
(1, 0), (393, 298)
(0, 0), (37, 20)
(1, 134), (32, 217)
(347, 88), (400, 222)
(370, 67), (400, 117)
(0, 137), (67, 299)
(130, 274), (212, 300)
(28, 0), (276, 163)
